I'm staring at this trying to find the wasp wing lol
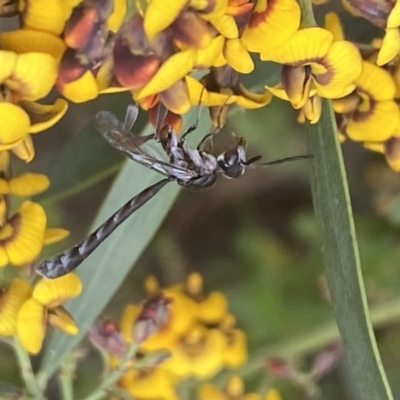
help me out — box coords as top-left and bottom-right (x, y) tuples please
(95, 111), (198, 181)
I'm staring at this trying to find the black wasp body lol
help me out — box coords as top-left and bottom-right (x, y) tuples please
(36, 105), (311, 279)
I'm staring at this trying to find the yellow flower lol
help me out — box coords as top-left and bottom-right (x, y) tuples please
(19, 0), (68, 35)
(0, 279), (32, 336)
(143, 0), (227, 42)
(223, 327), (248, 368)
(199, 376), (263, 400)
(0, 172), (49, 197)
(0, 201), (47, 268)
(240, 0), (301, 54)
(267, 389), (282, 400)
(119, 367), (179, 400)
(333, 61), (399, 142)
(343, 0), (400, 65)
(57, 0), (127, 103)
(184, 272), (229, 324)
(0, 47), (68, 161)
(383, 136), (400, 171)
(263, 27), (362, 113)
(17, 273), (82, 354)
(364, 118), (400, 172)
(120, 289), (198, 352)
(164, 324), (227, 379)
(187, 67), (271, 126)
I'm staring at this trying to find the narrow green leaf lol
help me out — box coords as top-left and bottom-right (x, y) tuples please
(38, 109), (213, 380)
(308, 100), (393, 400)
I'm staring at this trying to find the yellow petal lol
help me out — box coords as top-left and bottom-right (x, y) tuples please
(9, 173), (50, 196)
(173, 11), (213, 49)
(0, 50), (17, 82)
(6, 53), (57, 101)
(22, 0), (66, 35)
(236, 83), (272, 109)
(44, 228), (70, 246)
(33, 273), (82, 307)
(261, 27), (333, 64)
(0, 29), (66, 63)
(224, 329), (247, 367)
(2, 201), (46, 266)
(48, 306), (78, 334)
(377, 28), (400, 66)
(12, 136), (35, 162)
(172, 327), (226, 378)
(266, 84), (290, 101)
(356, 61), (396, 101)
(0, 152), (10, 174)
(108, 0), (127, 32)
(313, 41), (362, 99)
(224, 38), (254, 74)
(0, 179), (10, 195)
(159, 80), (191, 114)
(186, 76), (238, 106)
(347, 100), (399, 141)
(332, 92), (359, 114)
(197, 292), (228, 323)
(63, 0), (83, 21)
(0, 279), (32, 336)
(120, 368), (178, 400)
(325, 12), (344, 41)
(387, 1), (400, 28)
(199, 384), (225, 400)
(209, 15), (238, 39)
(57, 70), (99, 103)
(267, 389), (283, 400)
(17, 298), (46, 354)
(301, 96), (323, 124)
(241, 0), (301, 53)
(193, 0), (228, 20)
(144, 0), (188, 39)
(0, 103), (29, 148)
(22, 99), (69, 134)
(136, 50), (196, 100)
(196, 36), (225, 68)
(226, 376), (244, 397)
(364, 141), (385, 153)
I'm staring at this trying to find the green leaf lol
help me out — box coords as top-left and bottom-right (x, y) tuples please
(38, 108), (213, 380)
(308, 100), (393, 400)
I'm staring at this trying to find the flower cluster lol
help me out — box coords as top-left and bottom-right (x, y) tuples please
(89, 273), (248, 400)
(322, 7), (400, 171)
(0, 152), (82, 354)
(199, 376), (281, 400)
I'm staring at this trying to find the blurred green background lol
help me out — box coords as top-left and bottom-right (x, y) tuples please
(2, 2), (400, 400)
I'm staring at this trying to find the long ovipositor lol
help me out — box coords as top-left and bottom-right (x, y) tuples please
(36, 178), (171, 279)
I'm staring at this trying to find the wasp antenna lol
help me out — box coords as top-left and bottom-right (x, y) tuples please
(245, 155), (262, 165)
(257, 154), (313, 167)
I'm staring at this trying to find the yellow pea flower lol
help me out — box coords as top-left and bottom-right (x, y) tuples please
(17, 273), (82, 354)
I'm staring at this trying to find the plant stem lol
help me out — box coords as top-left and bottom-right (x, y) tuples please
(80, 343), (139, 400)
(59, 356), (75, 400)
(13, 337), (46, 400)
(234, 295), (400, 378)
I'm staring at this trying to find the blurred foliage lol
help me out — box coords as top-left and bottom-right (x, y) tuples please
(2, 3), (400, 400)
